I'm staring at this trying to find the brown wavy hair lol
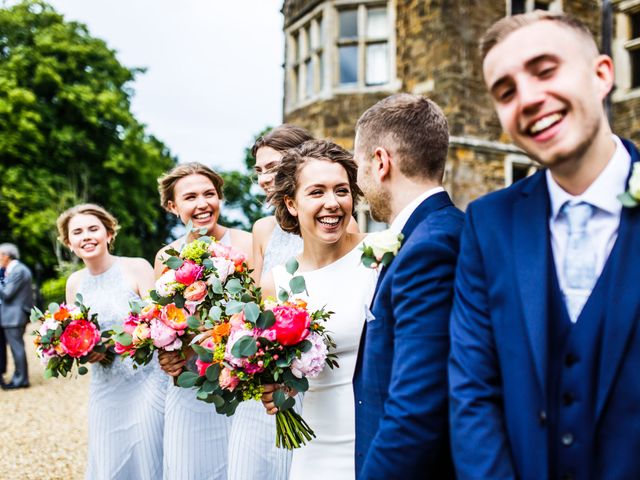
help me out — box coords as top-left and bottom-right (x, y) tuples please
(270, 139), (362, 235)
(251, 124), (314, 158)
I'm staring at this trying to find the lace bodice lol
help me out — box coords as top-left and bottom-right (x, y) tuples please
(77, 259), (159, 382)
(262, 222), (303, 275)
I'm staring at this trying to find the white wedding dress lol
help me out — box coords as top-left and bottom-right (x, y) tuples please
(271, 241), (377, 480)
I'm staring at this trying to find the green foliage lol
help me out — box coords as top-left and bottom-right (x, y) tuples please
(40, 273), (66, 306)
(0, 0), (177, 278)
(217, 127), (272, 230)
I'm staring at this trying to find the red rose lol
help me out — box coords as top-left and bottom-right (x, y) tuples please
(59, 320), (101, 358)
(271, 305), (311, 346)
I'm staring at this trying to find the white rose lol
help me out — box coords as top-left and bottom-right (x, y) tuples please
(155, 269), (177, 297)
(210, 257), (235, 284)
(629, 163), (640, 200)
(367, 229), (402, 261)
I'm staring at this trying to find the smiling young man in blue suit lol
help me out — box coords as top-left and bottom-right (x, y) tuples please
(352, 93), (463, 479)
(449, 11), (640, 480)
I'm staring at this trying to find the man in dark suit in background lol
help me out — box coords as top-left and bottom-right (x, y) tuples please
(0, 265), (6, 385)
(352, 93), (463, 479)
(0, 243), (33, 389)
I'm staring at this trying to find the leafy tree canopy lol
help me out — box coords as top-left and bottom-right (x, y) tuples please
(0, 0), (176, 280)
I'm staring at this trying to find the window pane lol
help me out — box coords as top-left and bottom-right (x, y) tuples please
(305, 59), (314, 98)
(310, 22), (318, 50)
(290, 69), (298, 103)
(533, 1), (550, 10)
(339, 45), (358, 85)
(366, 43), (389, 85)
(511, 0), (525, 14)
(632, 12), (640, 40)
(339, 9), (358, 39)
(290, 35), (298, 63)
(298, 31), (305, 60)
(319, 53), (325, 91)
(632, 49), (640, 89)
(298, 65), (305, 100)
(367, 7), (388, 38)
(318, 16), (325, 46)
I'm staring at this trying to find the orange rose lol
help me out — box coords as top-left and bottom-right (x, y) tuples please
(53, 306), (71, 321)
(212, 322), (231, 343)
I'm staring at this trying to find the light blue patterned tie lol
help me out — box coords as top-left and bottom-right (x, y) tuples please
(562, 202), (596, 322)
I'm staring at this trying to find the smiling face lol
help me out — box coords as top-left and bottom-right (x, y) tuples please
(483, 20), (612, 170)
(67, 213), (113, 261)
(167, 174), (221, 233)
(285, 159), (353, 245)
(254, 146), (282, 194)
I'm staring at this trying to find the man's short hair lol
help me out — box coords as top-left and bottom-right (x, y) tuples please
(480, 11), (598, 62)
(355, 93), (449, 182)
(0, 243), (19, 260)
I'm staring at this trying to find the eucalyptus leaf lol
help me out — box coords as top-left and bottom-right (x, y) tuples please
(289, 275), (306, 295)
(173, 295), (185, 309)
(43, 368), (54, 380)
(78, 366), (88, 375)
(177, 371), (201, 388)
(210, 278), (223, 295)
(48, 302), (60, 314)
(203, 258), (214, 270)
(285, 257), (299, 275)
(277, 288), (289, 303)
(273, 388), (287, 408)
(361, 255), (377, 268)
(208, 306), (222, 321)
(256, 310), (276, 330)
(225, 300), (244, 315)
(231, 335), (258, 358)
(187, 316), (201, 330)
(166, 256), (184, 270)
(115, 332), (132, 347)
(75, 293), (84, 304)
(226, 278), (243, 295)
(243, 302), (260, 323)
(202, 380), (217, 394)
(206, 363), (221, 382)
(192, 344), (213, 363)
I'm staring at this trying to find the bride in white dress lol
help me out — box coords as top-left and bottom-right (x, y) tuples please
(261, 140), (377, 480)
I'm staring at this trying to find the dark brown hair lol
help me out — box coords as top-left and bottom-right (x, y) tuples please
(270, 139), (362, 235)
(157, 162), (224, 211)
(57, 203), (120, 251)
(480, 11), (598, 62)
(251, 124), (314, 158)
(356, 93), (449, 182)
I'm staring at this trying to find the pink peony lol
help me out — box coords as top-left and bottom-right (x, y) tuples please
(175, 260), (204, 286)
(219, 367), (240, 391)
(257, 328), (277, 342)
(139, 304), (159, 321)
(160, 304), (188, 331)
(224, 329), (255, 367)
(196, 358), (213, 377)
(229, 312), (247, 332)
(184, 280), (208, 302)
(132, 323), (151, 344)
(210, 257), (235, 283)
(59, 320), (101, 358)
(149, 318), (179, 349)
(290, 332), (328, 378)
(271, 304), (311, 346)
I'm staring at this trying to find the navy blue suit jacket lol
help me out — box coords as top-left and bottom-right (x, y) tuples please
(449, 140), (640, 479)
(353, 191), (463, 479)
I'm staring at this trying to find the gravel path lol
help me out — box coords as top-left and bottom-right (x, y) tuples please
(0, 331), (88, 480)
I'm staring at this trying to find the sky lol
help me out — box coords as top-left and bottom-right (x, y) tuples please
(47, 0), (285, 172)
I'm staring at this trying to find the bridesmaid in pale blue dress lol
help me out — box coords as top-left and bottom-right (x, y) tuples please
(155, 163), (252, 480)
(58, 203), (165, 480)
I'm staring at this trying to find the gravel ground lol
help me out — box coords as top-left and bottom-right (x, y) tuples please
(0, 331), (88, 480)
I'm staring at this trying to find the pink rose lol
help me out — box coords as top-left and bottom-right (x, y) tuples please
(243, 363), (265, 375)
(175, 260), (204, 286)
(208, 241), (231, 259)
(219, 367), (239, 391)
(59, 320), (101, 358)
(123, 314), (138, 335)
(229, 312), (246, 332)
(132, 323), (151, 345)
(196, 358), (212, 377)
(139, 304), (159, 321)
(150, 318), (178, 349)
(258, 328), (277, 342)
(271, 305), (311, 346)
(184, 280), (207, 302)
(210, 257), (235, 283)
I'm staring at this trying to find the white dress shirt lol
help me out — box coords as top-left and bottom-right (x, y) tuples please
(547, 135), (631, 301)
(389, 186), (445, 234)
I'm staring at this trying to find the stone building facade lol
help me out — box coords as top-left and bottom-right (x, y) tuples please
(281, 0), (640, 214)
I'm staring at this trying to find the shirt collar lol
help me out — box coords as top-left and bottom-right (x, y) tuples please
(389, 186), (445, 234)
(547, 135), (631, 221)
(5, 259), (17, 275)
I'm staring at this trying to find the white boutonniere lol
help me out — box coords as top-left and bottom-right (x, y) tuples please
(618, 163), (640, 208)
(360, 229), (404, 269)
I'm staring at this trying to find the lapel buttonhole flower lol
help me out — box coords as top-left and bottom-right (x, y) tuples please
(360, 229), (404, 269)
(618, 162), (640, 208)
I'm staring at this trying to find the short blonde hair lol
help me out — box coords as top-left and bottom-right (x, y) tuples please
(157, 162), (224, 211)
(480, 11), (598, 62)
(57, 203), (120, 250)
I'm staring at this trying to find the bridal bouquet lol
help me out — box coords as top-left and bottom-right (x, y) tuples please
(31, 294), (113, 378)
(111, 228), (252, 367)
(178, 258), (337, 449)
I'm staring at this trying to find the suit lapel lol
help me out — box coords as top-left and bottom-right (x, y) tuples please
(513, 172), (551, 399)
(370, 191), (453, 302)
(596, 139), (640, 419)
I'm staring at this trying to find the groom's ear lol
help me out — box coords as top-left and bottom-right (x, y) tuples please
(373, 146), (392, 183)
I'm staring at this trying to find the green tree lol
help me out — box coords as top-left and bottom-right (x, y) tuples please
(218, 127), (271, 230)
(0, 0), (176, 279)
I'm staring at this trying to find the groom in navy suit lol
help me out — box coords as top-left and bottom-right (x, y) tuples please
(353, 93), (462, 479)
(450, 11), (640, 480)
